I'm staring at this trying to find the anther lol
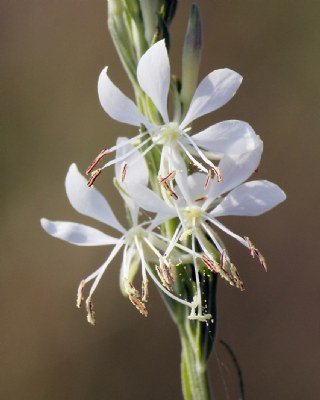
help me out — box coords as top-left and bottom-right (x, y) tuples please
(194, 195), (208, 203)
(87, 168), (102, 187)
(86, 148), (108, 175)
(85, 297), (96, 326)
(245, 237), (267, 271)
(202, 256), (219, 273)
(76, 280), (85, 308)
(158, 176), (178, 200)
(142, 276), (149, 302)
(121, 162), (128, 183)
(159, 171), (176, 183)
(155, 262), (172, 291)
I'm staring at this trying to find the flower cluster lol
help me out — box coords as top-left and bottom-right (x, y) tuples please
(41, 39), (285, 325)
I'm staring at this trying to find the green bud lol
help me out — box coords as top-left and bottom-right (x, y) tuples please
(180, 4), (203, 117)
(139, 0), (160, 44)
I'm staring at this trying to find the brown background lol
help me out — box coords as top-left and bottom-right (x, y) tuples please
(1, 1), (319, 399)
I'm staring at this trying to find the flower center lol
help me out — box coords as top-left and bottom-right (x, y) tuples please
(155, 122), (182, 145)
(182, 205), (203, 228)
(126, 226), (145, 244)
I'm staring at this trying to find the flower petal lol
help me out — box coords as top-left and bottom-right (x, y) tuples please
(211, 180), (286, 217)
(127, 182), (175, 217)
(207, 142), (263, 200)
(137, 40), (170, 123)
(115, 137), (149, 225)
(191, 120), (261, 157)
(170, 146), (192, 204)
(40, 218), (119, 246)
(180, 69), (243, 129)
(186, 173), (207, 202)
(66, 164), (125, 233)
(115, 137), (148, 187)
(98, 67), (151, 127)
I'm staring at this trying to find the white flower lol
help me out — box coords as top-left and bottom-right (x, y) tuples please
(126, 143), (286, 301)
(94, 39), (260, 191)
(40, 143), (202, 324)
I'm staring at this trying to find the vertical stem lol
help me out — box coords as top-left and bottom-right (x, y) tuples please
(180, 331), (212, 400)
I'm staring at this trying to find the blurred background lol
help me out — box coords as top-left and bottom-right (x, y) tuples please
(1, 1), (319, 399)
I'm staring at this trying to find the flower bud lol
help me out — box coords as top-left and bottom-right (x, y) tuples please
(180, 4), (203, 116)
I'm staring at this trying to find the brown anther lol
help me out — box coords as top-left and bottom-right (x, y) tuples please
(155, 263), (172, 291)
(76, 280), (85, 308)
(87, 168), (102, 187)
(230, 264), (245, 291)
(158, 177), (178, 200)
(202, 256), (219, 273)
(86, 148), (108, 175)
(195, 195), (208, 203)
(159, 170), (176, 183)
(125, 280), (140, 298)
(121, 162), (128, 183)
(245, 237), (267, 271)
(85, 297), (96, 326)
(129, 295), (148, 317)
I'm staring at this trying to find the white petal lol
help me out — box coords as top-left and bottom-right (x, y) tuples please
(170, 146), (191, 204)
(186, 173), (207, 202)
(40, 218), (119, 246)
(137, 40), (170, 123)
(98, 67), (151, 127)
(114, 137), (149, 224)
(65, 164), (125, 233)
(180, 69), (243, 129)
(211, 180), (286, 217)
(208, 143), (263, 200)
(115, 137), (148, 186)
(192, 120), (261, 157)
(127, 182), (175, 217)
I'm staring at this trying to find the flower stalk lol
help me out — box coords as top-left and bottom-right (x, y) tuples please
(41, 2), (286, 399)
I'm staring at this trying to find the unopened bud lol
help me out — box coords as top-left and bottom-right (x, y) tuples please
(180, 4), (202, 114)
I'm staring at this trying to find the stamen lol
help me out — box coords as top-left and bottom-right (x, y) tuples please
(159, 170), (176, 183)
(230, 264), (245, 291)
(142, 276), (149, 302)
(194, 195), (208, 203)
(121, 162), (128, 182)
(245, 237), (267, 271)
(158, 176), (178, 200)
(76, 280), (85, 308)
(202, 255), (219, 273)
(85, 297), (96, 326)
(204, 170), (212, 190)
(155, 261), (172, 291)
(129, 296), (148, 317)
(87, 168), (102, 187)
(86, 148), (108, 174)
(219, 252), (244, 290)
(125, 280), (148, 317)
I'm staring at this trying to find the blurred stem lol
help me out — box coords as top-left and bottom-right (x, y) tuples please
(180, 329), (212, 400)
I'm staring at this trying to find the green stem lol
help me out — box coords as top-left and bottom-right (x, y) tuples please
(180, 331), (212, 400)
